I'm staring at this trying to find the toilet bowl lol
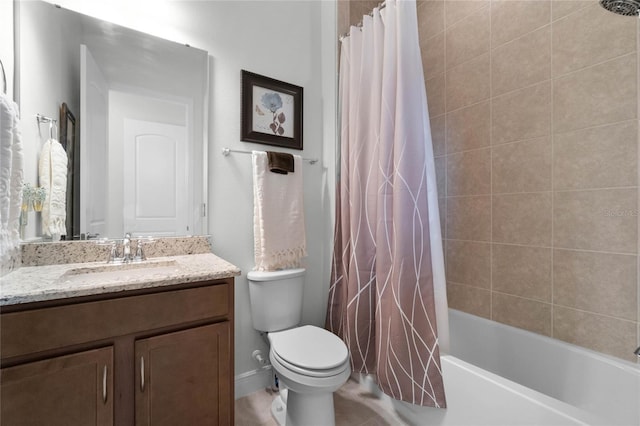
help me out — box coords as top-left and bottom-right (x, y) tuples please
(247, 269), (351, 426)
(268, 325), (351, 426)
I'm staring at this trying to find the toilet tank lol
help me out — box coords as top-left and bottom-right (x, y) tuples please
(247, 268), (305, 332)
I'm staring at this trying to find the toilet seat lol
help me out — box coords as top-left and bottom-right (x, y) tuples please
(271, 349), (349, 378)
(270, 325), (349, 378)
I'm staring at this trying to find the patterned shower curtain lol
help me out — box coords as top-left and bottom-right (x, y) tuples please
(326, 0), (447, 408)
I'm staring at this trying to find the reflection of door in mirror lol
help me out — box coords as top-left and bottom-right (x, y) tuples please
(81, 45), (194, 239)
(123, 120), (188, 237)
(109, 92), (192, 237)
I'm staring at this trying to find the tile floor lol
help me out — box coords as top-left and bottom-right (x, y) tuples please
(235, 379), (409, 425)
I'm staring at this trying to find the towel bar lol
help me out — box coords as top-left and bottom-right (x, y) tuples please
(222, 147), (318, 164)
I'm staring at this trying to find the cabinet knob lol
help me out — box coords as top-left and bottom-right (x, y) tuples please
(140, 356), (145, 392)
(102, 365), (108, 404)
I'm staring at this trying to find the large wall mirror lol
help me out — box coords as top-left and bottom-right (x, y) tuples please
(17, 1), (209, 240)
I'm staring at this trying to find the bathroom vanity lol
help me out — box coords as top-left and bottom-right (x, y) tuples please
(0, 246), (240, 425)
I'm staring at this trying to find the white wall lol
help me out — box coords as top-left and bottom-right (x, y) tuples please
(46, 0), (338, 392)
(0, 0), (13, 100)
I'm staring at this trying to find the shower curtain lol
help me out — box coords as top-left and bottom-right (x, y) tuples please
(326, 0), (447, 408)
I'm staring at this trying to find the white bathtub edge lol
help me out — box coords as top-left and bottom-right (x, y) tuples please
(443, 355), (605, 426)
(449, 309), (640, 425)
(449, 309), (640, 372)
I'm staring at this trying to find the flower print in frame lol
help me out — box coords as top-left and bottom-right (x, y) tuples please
(241, 70), (303, 150)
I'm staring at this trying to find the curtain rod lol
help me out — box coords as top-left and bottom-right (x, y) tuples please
(221, 147), (319, 165)
(339, 1), (386, 42)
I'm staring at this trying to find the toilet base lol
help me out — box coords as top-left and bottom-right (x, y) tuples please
(271, 392), (287, 425)
(270, 388), (336, 426)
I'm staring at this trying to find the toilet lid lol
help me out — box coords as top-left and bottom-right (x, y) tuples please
(270, 325), (349, 371)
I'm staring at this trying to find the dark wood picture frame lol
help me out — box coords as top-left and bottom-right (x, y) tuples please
(241, 70), (303, 150)
(59, 102), (79, 239)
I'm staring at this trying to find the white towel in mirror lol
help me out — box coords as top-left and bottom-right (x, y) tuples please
(39, 138), (67, 239)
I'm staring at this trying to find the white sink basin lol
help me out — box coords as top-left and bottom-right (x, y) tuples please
(63, 259), (179, 276)
(56, 260), (183, 286)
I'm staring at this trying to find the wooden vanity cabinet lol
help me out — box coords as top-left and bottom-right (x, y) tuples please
(1, 347), (114, 425)
(0, 278), (234, 426)
(135, 322), (231, 425)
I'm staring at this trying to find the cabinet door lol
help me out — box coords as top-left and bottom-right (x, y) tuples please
(1, 346), (114, 426)
(135, 322), (231, 425)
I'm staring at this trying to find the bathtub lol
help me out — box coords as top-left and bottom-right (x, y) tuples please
(353, 309), (640, 425)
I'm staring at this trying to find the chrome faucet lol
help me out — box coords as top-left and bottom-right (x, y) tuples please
(635, 347), (640, 357)
(101, 233), (154, 264)
(105, 232), (143, 264)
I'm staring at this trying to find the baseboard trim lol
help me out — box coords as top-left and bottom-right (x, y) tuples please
(235, 365), (273, 399)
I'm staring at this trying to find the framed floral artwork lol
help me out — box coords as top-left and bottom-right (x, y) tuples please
(241, 70), (303, 150)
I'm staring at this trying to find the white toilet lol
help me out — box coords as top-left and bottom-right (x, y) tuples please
(247, 268), (351, 426)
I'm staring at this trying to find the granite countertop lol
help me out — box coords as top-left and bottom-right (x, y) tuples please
(0, 253), (241, 306)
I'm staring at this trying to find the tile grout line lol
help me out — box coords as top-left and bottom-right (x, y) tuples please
(443, 1), (487, 35)
(636, 15), (640, 357)
(445, 5), (491, 71)
(550, 8), (555, 340)
(488, 0), (595, 54)
(554, 50), (637, 82)
(449, 281), (638, 325)
(437, 0), (586, 49)
(439, 47), (635, 117)
(446, 186), (640, 199)
(551, 116), (638, 138)
(489, 0), (494, 321)
(552, 0), (594, 25)
(443, 0), (448, 254)
(490, 21), (550, 53)
(443, 237), (639, 257)
(434, 116), (638, 159)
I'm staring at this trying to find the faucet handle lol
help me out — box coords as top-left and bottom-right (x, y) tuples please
(133, 236), (155, 262)
(95, 238), (119, 263)
(107, 242), (120, 263)
(134, 238), (145, 261)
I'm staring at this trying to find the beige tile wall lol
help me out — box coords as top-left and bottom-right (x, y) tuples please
(340, 0), (640, 363)
(418, 0), (639, 362)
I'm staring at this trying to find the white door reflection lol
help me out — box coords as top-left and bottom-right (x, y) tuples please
(123, 119), (188, 237)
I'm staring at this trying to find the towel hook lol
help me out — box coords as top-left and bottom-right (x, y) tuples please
(36, 114), (58, 141)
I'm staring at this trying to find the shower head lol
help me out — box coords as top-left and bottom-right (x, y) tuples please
(599, 0), (640, 16)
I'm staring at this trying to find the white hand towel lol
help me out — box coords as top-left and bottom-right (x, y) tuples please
(0, 93), (23, 256)
(0, 95), (13, 230)
(8, 100), (23, 245)
(39, 138), (68, 237)
(252, 151), (306, 271)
